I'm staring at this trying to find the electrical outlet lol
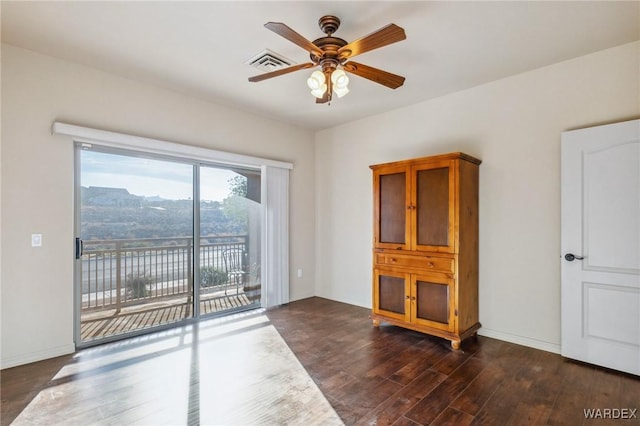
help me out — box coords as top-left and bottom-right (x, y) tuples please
(297, 268), (303, 278)
(31, 234), (43, 247)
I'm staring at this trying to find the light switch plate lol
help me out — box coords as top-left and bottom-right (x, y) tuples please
(31, 234), (42, 247)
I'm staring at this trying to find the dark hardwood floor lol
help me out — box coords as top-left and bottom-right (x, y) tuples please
(267, 298), (640, 425)
(2, 297), (639, 425)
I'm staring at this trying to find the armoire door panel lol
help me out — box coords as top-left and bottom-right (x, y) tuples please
(412, 275), (455, 331)
(375, 166), (411, 250)
(374, 269), (410, 322)
(416, 167), (449, 246)
(379, 275), (406, 314)
(379, 172), (407, 244)
(416, 280), (449, 324)
(412, 160), (456, 253)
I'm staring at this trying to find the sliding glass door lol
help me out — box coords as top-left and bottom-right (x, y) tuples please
(75, 145), (261, 346)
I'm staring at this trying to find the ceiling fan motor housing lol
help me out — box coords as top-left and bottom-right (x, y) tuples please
(311, 37), (347, 65)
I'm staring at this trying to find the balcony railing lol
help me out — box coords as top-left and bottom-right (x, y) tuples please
(80, 235), (250, 312)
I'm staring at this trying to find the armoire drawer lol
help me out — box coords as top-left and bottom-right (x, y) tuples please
(375, 253), (454, 274)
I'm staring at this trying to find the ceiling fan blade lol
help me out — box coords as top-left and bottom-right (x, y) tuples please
(264, 22), (324, 58)
(343, 61), (405, 89)
(338, 24), (406, 60)
(248, 62), (315, 83)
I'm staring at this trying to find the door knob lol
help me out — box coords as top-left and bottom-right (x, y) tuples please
(564, 253), (584, 262)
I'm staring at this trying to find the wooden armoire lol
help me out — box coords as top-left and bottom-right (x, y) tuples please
(370, 152), (481, 349)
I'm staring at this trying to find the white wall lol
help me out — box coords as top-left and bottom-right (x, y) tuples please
(315, 41), (640, 353)
(0, 44), (316, 368)
(3, 40), (638, 369)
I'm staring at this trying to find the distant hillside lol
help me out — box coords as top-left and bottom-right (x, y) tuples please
(80, 187), (247, 241)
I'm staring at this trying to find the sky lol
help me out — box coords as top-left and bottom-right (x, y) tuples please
(80, 149), (239, 201)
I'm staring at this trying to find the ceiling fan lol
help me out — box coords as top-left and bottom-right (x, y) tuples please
(248, 15), (406, 103)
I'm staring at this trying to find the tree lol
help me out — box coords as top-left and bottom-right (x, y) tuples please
(220, 175), (249, 234)
(228, 175), (247, 198)
(222, 195), (248, 234)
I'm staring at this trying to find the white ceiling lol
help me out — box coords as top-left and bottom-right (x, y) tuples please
(2, 1), (639, 131)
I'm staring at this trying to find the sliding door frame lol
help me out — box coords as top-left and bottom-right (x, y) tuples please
(73, 144), (265, 348)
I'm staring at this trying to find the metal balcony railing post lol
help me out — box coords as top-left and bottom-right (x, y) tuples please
(186, 238), (192, 312)
(115, 241), (122, 314)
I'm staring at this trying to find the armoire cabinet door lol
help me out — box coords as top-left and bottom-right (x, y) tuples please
(373, 165), (411, 250)
(411, 273), (455, 332)
(373, 268), (410, 322)
(412, 160), (456, 253)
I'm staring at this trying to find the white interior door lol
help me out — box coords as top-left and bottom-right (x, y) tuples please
(561, 119), (640, 375)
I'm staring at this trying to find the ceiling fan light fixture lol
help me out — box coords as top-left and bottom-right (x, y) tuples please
(307, 70), (325, 91)
(310, 84), (327, 98)
(333, 85), (349, 98)
(331, 69), (349, 98)
(331, 69), (349, 88)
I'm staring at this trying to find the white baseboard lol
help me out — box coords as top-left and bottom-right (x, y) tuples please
(478, 328), (561, 354)
(1, 344), (75, 369)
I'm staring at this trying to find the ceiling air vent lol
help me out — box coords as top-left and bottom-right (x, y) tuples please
(246, 49), (295, 72)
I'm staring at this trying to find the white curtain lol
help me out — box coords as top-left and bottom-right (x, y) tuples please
(262, 165), (290, 308)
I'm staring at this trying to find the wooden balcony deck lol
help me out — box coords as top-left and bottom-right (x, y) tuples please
(81, 290), (254, 341)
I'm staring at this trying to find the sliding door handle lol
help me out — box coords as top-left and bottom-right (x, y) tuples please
(75, 238), (84, 259)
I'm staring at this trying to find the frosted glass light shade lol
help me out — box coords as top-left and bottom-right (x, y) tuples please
(331, 69), (349, 89)
(310, 84), (327, 98)
(307, 70), (327, 98)
(333, 86), (350, 98)
(307, 71), (325, 90)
